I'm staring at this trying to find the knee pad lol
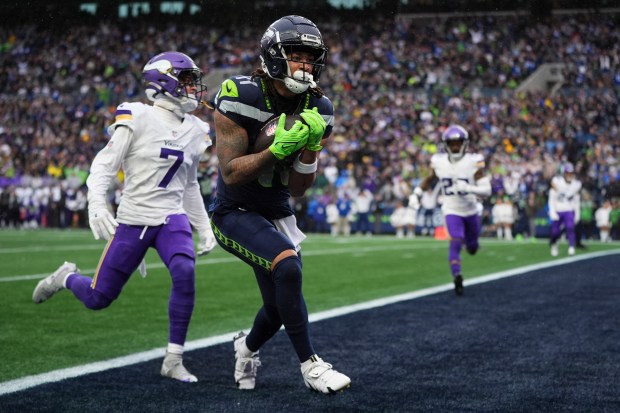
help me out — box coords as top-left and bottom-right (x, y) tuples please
(272, 255), (303, 289)
(169, 254), (195, 295)
(84, 290), (114, 310)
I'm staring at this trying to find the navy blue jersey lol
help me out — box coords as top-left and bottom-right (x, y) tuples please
(211, 75), (334, 220)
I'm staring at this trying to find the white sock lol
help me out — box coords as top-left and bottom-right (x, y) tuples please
(301, 354), (321, 369)
(62, 271), (76, 288)
(505, 227), (513, 240)
(167, 343), (184, 355)
(601, 230), (609, 242)
(238, 338), (256, 357)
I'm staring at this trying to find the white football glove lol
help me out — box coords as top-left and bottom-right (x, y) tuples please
(197, 227), (216, 256)
(455, 180), (472, 194)
(549, 210), (559, 221)
(138, 259), (147, 278)
(88, 208), (119, 241)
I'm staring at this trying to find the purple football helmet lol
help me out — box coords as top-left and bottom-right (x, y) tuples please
(561, 162), (575, 181)
(561, 162), (574, 174)
(142, 51), (207, 103)
(441, 124), (469, 161)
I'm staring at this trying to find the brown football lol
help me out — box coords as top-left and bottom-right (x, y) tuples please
(250, 114), (305, 155)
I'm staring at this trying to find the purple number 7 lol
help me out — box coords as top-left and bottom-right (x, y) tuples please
(158, 148), (184, 188)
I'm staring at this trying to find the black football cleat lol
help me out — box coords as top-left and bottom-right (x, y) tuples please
(454, 275), (464, 296)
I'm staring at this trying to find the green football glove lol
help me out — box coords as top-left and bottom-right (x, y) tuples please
(269, 113), (309, 160)
(300, 107), (326, 151)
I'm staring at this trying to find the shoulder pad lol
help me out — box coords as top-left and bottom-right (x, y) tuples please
(216, 76), (261, 106)
(107, 102), (145, 135)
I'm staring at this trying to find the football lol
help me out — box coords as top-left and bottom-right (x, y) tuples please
(250, 114), (306, 155)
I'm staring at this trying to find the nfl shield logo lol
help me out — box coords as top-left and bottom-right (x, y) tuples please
(266, 122), (277, 137)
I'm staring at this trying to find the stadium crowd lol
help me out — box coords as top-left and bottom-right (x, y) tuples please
(1, 11), (619, 241)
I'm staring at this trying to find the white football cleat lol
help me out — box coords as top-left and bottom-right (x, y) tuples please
(550, 243), (559, 257)
(568, 246), (575, 256)
(32, 261), (78, 304)
(160, 352), (197, 383)
(234, 332), (261, 390)
(301, 356), (351, 394)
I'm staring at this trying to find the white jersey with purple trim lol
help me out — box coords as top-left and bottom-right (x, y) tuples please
(431, 153), (485, 217)
(550, 176), (582, 212)
(88, 102), (211, 226)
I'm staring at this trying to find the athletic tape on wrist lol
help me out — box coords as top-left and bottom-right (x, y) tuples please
(293, 155), (318, 174)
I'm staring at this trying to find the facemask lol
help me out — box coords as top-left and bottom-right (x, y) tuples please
(283, 70), (317, 94)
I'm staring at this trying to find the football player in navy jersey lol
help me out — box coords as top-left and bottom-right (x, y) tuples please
(32, 52), (216, 383)
(210, 15), (351, 394)
(416, 125), (491, 296)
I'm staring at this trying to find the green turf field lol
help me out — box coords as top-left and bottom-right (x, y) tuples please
(1, 229), (618, 383)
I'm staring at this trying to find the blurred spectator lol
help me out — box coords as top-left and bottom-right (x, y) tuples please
(0, 185), (20, 228)
(332, 194), (353, 237)
(1, 12), (619, 236)
(352, 187), (373, 236)
(418, 185), (440, 236)
(326, 200), (339, 237)
(595, 199), (612, 242)
(610, 199), (620, 241)
(576, 189), (594, 246)
(389, 199), (417, 239)
(492, 196), (516, 240)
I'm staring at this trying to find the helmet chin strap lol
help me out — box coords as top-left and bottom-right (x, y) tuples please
(151, 93), (198, 116)
(177, 95), (199, 112)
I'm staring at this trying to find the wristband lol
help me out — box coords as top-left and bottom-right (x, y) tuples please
(292, 155), (318, 174)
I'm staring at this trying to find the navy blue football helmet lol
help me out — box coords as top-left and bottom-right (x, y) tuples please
(260, 15), (328, 94)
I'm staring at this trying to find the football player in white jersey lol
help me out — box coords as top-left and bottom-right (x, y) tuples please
(548, 162), (582, 256)
(32, 52), (216, 383)
(416, 125), (491, 295)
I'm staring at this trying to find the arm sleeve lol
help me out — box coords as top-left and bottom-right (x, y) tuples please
(86, 126), (132, 211)
(183, 158), (210, 233)
(548, 188), (558, 215)
(470, 176), (492, 197)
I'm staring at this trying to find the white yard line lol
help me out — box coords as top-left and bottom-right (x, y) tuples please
(2, 249), (618, 396)
(1, 243), (445, 282)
